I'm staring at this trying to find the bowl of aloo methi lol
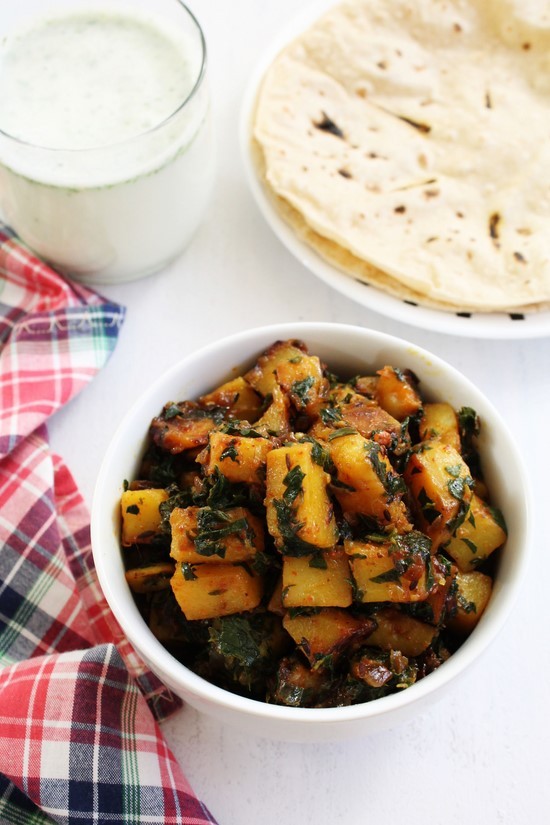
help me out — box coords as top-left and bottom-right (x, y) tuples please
(92, 323), (530, 741)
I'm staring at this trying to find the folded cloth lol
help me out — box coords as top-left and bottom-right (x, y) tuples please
(0, 227), (218, 825)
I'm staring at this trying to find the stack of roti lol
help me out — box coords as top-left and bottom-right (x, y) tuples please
(252, 0), (550, 312)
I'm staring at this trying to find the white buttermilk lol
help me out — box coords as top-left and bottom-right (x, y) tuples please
(0, 9), (214, 283)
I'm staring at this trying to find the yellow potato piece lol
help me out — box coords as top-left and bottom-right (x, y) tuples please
(282, 550), (352, 608)
(171, 563), (263, 620)
(120, 488), (168, 546)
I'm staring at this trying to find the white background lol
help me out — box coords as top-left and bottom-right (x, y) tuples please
(48, 2), (550, 823)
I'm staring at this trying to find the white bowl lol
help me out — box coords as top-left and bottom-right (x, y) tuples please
(91, 323), (531, 741)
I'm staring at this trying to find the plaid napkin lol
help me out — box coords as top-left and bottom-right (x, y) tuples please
(0, 227), (218, 825)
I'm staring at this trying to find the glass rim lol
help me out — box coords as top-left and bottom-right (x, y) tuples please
(0, 0), (208, 154)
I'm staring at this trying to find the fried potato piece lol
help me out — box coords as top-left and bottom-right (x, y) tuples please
(328, 432), (410, 530)
(282, 549), (352, 608)
(171, 562), (263, 620)
(367, 608), (437, 657)
(150, 401), (220, 453)
(447, 571), (493, 635)
(345, 534), (431, 604)
(265, 442), (339, 551)
(419, 402), (461, 451)
(199, 431), (273, 484)
(199, 376), (262, 422)
(444, 494), (506, 572)
(121, 488), (168, 546)
(125, 562), (174, 593)
(283, 608), (375, 668)
(376, 366), (422, 422)
(170, 506), (264, 564)
(254, 385), (291, 438)
(404, 442), (473, 550)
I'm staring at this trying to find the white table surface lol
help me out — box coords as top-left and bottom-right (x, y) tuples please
(48, 2), (550, 823)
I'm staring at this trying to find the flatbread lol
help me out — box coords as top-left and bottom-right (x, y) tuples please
(253, 0), (550, 313)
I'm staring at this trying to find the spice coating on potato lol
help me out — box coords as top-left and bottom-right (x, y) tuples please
(265, 442), (339, 550)
(121, 488), (168, 546)
(171, 563), (263, 621)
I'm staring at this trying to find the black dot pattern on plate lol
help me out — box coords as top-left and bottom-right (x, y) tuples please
(334, 278), (535, 328)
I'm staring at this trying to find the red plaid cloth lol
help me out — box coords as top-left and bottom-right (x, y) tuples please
(0, 227), (218, 824)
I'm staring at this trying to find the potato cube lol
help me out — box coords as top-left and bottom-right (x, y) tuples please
(125, 562), (174, 593)
(274, 354), (328, 416)
(282, 550), (352, 608)
(419, 403), (461, 451)
(353, 376), (379, 399)
(282, 608), (375, 668)
(375, 366), (422, 421)
(329, 433), (410, 530)
(444, 494), (506, 572)
(244, 340), (309, 397)
(338, 392), (404, 443)
(170, 562), (263, 620)
(199, 376), (262, 422)
(345, 535), (431, 603)
(448, 571), (493, 635)
(245, 340), (328, 416)
(200, 431), (273, 484)
(150, 401), (220, 453)
(265, 442), (338, 551)
(170, 506), (264, 564)
(253, 385), (291, 438)
(367, 608), (437, 656)
(404, 441), (473, 550)
(121, 488), (169, 546)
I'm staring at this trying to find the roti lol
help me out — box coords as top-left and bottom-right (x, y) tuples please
(253, 0), (550, 312)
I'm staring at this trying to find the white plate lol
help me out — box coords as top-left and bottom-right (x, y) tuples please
(239, 3), (550, 339)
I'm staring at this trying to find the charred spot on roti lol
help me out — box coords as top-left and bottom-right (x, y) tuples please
(338, 168), (352, 178)
(509, 313), (525, 320)
(392, 177), (436, 193)
(489, 213), (501, 243)
(394, 205), (406, 214)
(313, 112), (345, 139)
(485, 91), (493, 109)
(514, 251), (527, 264)
(396, 115), (431, 133)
